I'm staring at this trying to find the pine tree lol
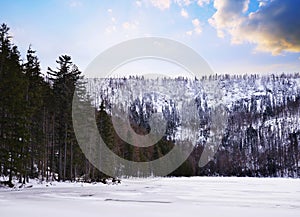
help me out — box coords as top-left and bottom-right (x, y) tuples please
(23, 46), (50, 182)
(47, 55), (82, 181)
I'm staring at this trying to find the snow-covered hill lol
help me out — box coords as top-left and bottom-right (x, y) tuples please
(78, 74), (300, 177)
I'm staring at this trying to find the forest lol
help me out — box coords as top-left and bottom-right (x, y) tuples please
(0, 23), (300, 187)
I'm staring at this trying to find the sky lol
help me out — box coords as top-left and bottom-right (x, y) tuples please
(1, 0), (300, 76)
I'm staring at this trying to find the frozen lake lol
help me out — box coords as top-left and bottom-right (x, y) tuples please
(1, 177), (300, 217)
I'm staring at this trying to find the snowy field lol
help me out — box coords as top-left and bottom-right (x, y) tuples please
(0, 177), (300, 217)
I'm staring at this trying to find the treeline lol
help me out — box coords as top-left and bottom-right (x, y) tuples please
(1, 23), (300, 187)
(0, 23), (107, 186)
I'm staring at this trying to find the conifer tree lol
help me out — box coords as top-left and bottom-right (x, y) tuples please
(0, 24), (28, 184)
(47, 55), (82, 181)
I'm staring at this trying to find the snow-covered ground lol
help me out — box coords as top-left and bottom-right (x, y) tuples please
(0, 177), (299, 217)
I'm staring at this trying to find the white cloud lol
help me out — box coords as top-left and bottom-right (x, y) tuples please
(192, 18), (200, 26)
(209, 0), (300, 55)
(197, 0), (211, 7)
(107, 8), (113, 13)
(180, 8), (189, 18)
(192, 18), (202, 34)
(175, 0), (192, 7)
(148, 0), (171, 10)
(208, 0), (247, 38)
(186, 18), (202, 36)
(136, 1), (142, 7)
(258, 0), (269, 7)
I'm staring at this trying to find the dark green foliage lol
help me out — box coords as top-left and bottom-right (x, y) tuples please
(0, 24), (29, 184)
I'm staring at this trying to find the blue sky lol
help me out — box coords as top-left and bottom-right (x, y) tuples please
(1, 0), (299, 75)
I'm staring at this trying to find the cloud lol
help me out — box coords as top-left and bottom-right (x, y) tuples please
(258, 0), (268, 7)
(192, 18), (200, 26)
(148, 0), (171, 10)
(209, 0), (300, 55)
(180, 8), (189, 18)
(197, 0), (211, 7)
(175, 0), (192, 7)
(187, 18), (202, 36)
(107, 8), (113, 13)
(192, 18), (202, 34)
(136, 1), (142, 7)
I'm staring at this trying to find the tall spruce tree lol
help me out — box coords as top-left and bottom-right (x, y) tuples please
(47, 55), (81, 181)
(23, 46), (50, 182)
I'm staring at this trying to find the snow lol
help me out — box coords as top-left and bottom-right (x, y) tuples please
(1, 177), (300, 217)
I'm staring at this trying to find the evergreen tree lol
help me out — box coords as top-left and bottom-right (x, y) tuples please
(47, 55), (82, 181)
(0, 23), (28, 184)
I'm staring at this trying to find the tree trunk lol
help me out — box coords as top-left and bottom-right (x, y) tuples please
(70, 141), (73, 181)
(63, 123), (67, 181)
